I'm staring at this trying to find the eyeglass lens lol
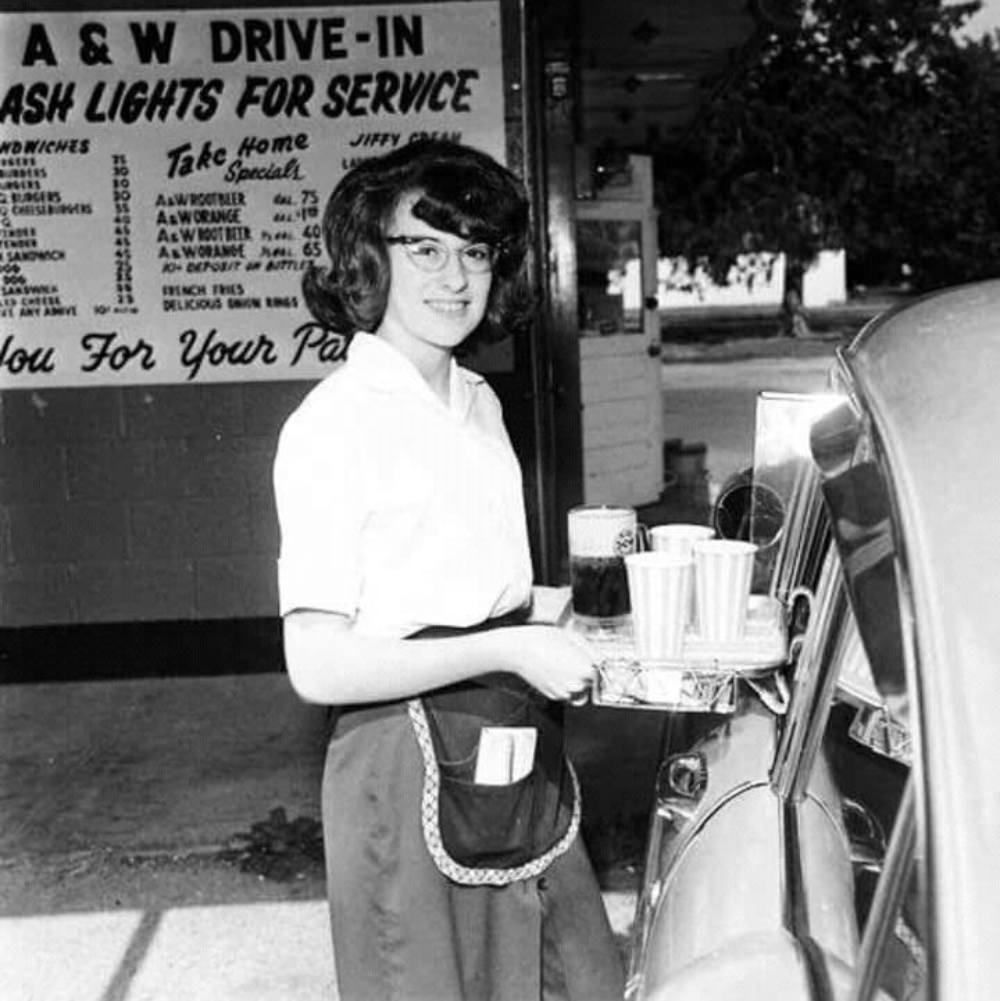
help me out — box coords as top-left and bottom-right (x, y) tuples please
(387, 237), (494, 273)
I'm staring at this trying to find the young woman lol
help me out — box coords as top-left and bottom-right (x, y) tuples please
(273, 140), (624, 1001)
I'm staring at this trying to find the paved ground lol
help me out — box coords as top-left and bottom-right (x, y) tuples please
(0, 674), (334, 1001)
(661, 347), (840, 489)
(657, 299), (886, 489)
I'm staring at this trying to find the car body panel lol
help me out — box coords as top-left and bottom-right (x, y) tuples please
(642, 929), (813, 1001)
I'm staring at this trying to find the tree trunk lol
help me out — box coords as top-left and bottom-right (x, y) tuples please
(780, 259), (811, 337)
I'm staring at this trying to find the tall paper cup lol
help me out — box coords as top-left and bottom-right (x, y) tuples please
(649, 523), (715, 558)
(650, 524), (714, 627)
(692, 540), (757, 641)
(625, 552), (692, 660)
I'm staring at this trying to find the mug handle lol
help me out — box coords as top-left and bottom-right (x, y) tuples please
(787, 585), (814, 615)
(787, 585), (814, 626)
(635, 523), (650, 552)
(786, 585), (815, 662)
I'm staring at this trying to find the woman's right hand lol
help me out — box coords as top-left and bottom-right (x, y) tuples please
(495, 625), (598, 702)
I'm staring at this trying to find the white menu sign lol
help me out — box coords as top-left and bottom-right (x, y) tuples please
(0, 2), (505, 387)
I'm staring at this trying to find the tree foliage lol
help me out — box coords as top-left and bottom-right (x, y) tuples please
(655, 0), (1000, 294)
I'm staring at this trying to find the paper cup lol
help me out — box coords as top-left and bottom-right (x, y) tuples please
(649, 523), (715, 558)
(625, 552), (692, 660)
(650, 524), (714, 627)
(692, 539), (757, 641)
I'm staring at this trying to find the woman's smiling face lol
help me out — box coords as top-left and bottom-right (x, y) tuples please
(376, 191), (494, 359)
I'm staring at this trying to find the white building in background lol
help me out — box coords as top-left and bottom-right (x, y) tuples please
(627, 249), (848, 312)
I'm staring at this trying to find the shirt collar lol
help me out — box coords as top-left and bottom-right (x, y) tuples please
(347, 332), (484, 420)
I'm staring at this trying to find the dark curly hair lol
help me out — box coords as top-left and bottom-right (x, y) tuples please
(302, 139), (534, 346)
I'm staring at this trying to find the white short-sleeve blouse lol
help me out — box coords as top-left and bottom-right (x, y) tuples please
(273, 332), (534, 637)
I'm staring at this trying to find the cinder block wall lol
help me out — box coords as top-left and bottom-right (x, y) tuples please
(0, 381), (312, 628)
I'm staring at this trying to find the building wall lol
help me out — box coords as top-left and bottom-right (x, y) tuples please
(0, 380), (312, 628)
(656, 249), (847, 311)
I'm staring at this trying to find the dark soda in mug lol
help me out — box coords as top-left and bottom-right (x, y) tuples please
(570, 554), (631, 621)
(567, 505), (640, 630)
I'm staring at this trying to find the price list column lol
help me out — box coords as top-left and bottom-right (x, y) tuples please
(93, 153), (138, 319)
(300, 188), (321, 260)
(258, 185), (321, 281)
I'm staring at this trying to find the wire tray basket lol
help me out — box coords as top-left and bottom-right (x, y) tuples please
(583, 597), (789, 714)
(594, 658), (739, 713)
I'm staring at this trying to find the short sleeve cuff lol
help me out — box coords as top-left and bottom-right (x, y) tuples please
(277, 556), (359, 618)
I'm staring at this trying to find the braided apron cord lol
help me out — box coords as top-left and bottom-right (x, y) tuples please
(407, 698), (581, 887)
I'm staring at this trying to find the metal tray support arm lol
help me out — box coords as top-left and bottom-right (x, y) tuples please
(770, 545), (850, 803)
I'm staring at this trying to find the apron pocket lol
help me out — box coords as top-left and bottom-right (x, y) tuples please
(407, 667), (580, 885)
(437, 770), (540, 868)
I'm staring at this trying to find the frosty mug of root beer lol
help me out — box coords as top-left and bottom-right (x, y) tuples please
(568, 505), (644, 636)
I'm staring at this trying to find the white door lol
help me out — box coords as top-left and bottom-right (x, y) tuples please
(576, 200), (663, 506)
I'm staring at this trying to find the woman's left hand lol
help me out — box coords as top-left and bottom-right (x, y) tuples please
(491, 625), (598, 702)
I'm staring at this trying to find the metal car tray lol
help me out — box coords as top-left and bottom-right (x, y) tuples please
(582, 596), (789, 714)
